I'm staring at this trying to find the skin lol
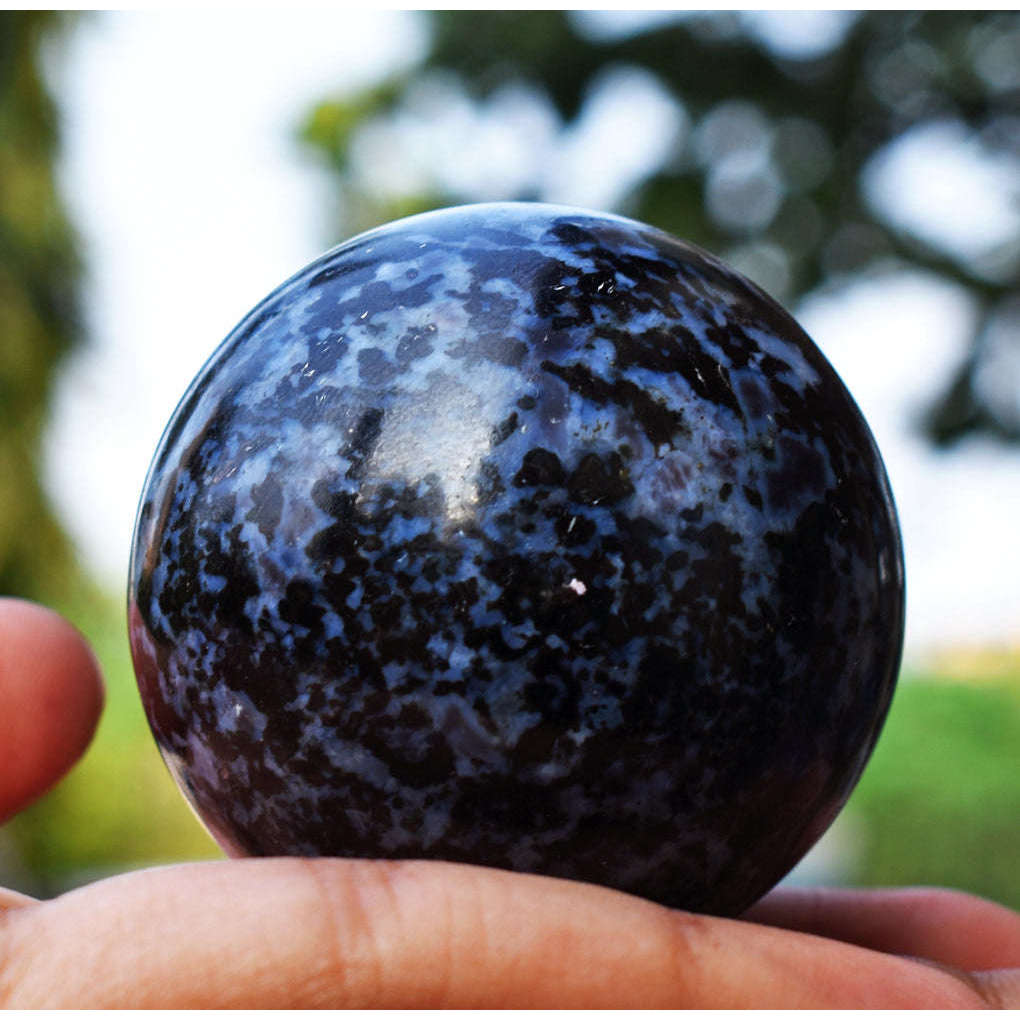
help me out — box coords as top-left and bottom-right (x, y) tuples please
(0, 597), (1017, 1007)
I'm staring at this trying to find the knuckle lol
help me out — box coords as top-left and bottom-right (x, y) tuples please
(654, 908), (712, 1005)
(292, 858), (458, 1007)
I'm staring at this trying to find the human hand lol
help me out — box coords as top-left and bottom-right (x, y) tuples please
(1, 597), (1017, 1007)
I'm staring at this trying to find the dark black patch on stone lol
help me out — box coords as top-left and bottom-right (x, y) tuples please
(677, 333), (743, 419)
(447, 331), (529, 369)
(706, 322), (756, 369)
(554, 509), (597, 547)
(541, 359), (687, 449)
(343, 408), (385, 479)
(311, 480), (358, 521)
(513, 447), (566, 488)
(567, 452), (634, 506)
(604, 323), (683, 375)
(278, 579), (325, 632)
(357, 347), (397, 386)
(765, 436), (828, 513)
(475, 460), (505, 505)
(306, 256), (376, 288)
(548, 220), (597, 246)
(247, 475), (284, 541)
(491, 411), (519, 447)
(306, 332), (349, 375)
(395, 325), (435, 364)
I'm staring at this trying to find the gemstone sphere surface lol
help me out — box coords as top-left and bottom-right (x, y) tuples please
(129, 202), (904, 916)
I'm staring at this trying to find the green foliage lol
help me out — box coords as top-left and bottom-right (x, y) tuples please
(301, 10), (1020, 448)
(298, 74), (448, 237)
(846, 675), (1020, 909)
(299, 77), (409, 170)
(0, 12), (84, 601)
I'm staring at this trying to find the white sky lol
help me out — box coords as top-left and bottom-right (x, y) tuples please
(42, 11), (1020, 662)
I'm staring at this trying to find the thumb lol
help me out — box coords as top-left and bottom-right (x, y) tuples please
(0, 599), (104, 824)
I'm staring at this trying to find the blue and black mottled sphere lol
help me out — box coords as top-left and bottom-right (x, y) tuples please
(128, 203), (904, 916)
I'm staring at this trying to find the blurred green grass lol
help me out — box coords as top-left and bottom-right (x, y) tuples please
(3, 585), (1018, 909)
(845, 670), (1020, 909)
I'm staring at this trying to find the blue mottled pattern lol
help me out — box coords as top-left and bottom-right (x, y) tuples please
(129, 203), (904, 916)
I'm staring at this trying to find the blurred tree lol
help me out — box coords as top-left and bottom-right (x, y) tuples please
(301, 10), (1020, 448)
(0, 11), (82, 599)
(0, 12), (217, 895)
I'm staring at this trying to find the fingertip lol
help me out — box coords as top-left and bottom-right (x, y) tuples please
(744, 885), (1020, 972)
(0, 598), (105, 822)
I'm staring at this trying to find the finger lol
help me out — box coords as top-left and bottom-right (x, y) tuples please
(744, 885), (1020, 971)
(0, 599), (104, 823)
(974, 968), (1020, 1009)
(0, 890), (37, 912)
(0, 859), (998, 1008)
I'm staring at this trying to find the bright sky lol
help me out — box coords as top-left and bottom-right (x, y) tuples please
(42, 11), (1020, 662)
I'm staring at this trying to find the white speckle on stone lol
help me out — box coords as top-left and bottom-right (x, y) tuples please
(212, 684), (268, 739)
(567, 577), (587, 595)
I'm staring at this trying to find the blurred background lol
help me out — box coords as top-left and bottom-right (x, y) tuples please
(1, 10), (1018, 905)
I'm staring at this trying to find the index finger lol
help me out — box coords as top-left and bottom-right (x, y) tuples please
(0, 858), (997, 1008)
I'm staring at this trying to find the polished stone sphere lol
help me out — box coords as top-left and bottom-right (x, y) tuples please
(128, 202), (904, 916)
